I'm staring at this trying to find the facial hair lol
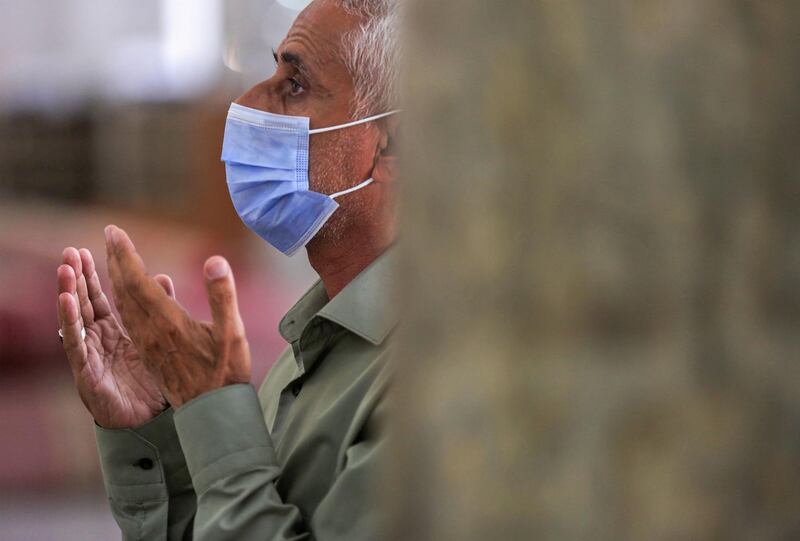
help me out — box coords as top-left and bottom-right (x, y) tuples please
(308, 126), (374, 245)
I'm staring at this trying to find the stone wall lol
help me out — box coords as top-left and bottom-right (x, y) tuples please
(391, 2), (800, 540)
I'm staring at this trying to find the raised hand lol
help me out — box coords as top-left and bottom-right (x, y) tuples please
(57, 247), (175, 428)
(104, 225), (251, 408)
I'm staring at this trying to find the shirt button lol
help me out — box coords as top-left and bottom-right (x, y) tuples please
(291, 383), (302, 397)
(135, 458), (154, 470)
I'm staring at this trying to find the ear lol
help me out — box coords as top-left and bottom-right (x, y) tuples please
(371, 115), (399, 185)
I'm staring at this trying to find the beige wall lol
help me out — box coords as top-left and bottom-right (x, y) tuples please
(392, 2), (800, 540)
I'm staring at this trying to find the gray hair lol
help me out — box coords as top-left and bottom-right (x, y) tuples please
(337, 0), (400, 119)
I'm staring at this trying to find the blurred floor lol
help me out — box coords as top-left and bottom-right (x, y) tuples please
(0, 490), (119, 541)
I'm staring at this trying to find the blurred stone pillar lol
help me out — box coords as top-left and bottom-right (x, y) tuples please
(391, 2), (800, 540)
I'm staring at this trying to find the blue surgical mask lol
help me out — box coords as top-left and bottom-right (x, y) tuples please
(221, 103), (399, 256)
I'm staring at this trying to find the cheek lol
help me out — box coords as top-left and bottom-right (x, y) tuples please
(308, 130), (375, 190)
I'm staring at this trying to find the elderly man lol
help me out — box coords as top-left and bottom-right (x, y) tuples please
(55, 1), (399, 539)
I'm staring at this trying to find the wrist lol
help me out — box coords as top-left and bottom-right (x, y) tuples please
(171, 381), (248, 411)
(167, 375), (249, 408)
(93, 398), (170, 430)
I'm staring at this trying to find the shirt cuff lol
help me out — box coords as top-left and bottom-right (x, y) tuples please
(95, 408), (191, 502)
(173, 384), (277, 495)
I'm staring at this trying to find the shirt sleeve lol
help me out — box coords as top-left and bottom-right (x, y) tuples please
(173, 383), (386, 541)
(95, 408), (196, 541)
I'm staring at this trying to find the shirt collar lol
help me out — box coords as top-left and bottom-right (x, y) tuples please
(279, 246), (398, 346)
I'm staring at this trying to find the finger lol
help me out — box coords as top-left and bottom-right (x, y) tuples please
(105, 225), (146, 315)
(204, 256), (246, 339)
(154, 274), (176, 300)
(63, 247), (95, 324)
(57, 263), (77, 296)
(105, 230), (145, 330)
(57, 263), (79, 320)
(79, 248), (113, 319)
(105, 229), (126, 306)
(105, 225), (174, 314)
(58, 291), (88, 375)
(105, 226), (182, 351)
(56, 262), (78, 328)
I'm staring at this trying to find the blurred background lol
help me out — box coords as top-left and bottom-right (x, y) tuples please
(3, 1), (800, 540)
(0, 1), (316, 539)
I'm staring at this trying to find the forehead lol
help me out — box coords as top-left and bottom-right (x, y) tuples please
(279, 0), (362, 68)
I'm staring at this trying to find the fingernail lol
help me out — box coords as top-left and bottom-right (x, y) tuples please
(205, 257), (229, 280)
(104, 226), (114, 245)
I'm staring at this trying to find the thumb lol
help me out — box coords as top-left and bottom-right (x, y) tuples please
(204, 256), (245, 338)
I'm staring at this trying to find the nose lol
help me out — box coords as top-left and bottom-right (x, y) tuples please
(234, 75), (283, 113)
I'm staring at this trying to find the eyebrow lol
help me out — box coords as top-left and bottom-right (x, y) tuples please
(272, 48), (314, 81)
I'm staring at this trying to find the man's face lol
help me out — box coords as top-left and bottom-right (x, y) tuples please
(235, 0), (381, 241)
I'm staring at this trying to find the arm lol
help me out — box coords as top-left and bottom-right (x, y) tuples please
(103, 228), (388, 538)
(95, 409), (196, 541)
(55, 246), (194, 539)
(173, 384), (387, 541)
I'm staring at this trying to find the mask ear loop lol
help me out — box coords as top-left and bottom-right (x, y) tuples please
(330, 178), (374, 200)
(309, 110), (401, 135)
(315, 110), (399, 199)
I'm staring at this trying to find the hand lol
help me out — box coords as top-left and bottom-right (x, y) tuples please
(57, 247), (175, 429)
(104, 225), (251, 408)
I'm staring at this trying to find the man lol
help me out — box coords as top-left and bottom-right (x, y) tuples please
(55, 1), (399, 539)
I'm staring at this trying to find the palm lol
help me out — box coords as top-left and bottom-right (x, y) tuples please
(80, 313), (165, 429)
(58, 247), (169, 429)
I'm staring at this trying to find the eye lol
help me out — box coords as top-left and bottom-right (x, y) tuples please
(289, 78), (306, 97)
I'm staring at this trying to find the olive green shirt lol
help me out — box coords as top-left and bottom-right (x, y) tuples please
(94, 249), (396, 540)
